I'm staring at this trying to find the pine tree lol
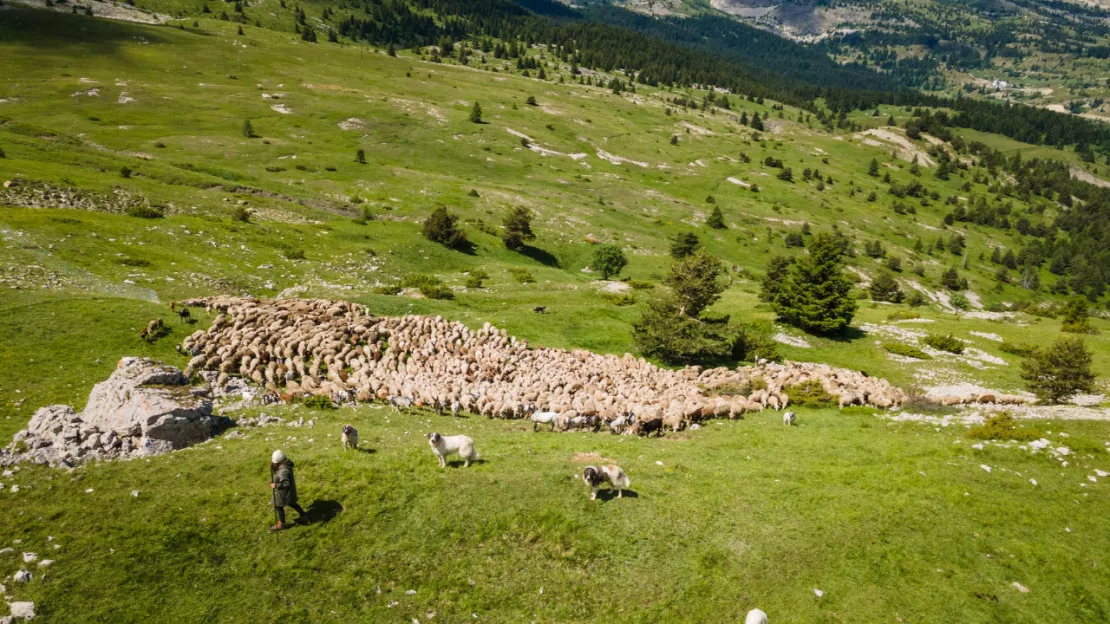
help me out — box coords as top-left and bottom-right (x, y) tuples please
(422, 207), (468, 249)
(355, 148), (366, 164)
(241, 119), (254, 138)
(1021, 337), (1095, 404)
(469, 102), (482, 124)
(868, 157), (879, 177)
(670, 232), (701, 259)
(501, 207), (535, 251)
(870, 271), (904, 303)
(770, 233), (857, 334)
(706, 206), (725, 229)
(750, 112), (764, 132)
(666, 250), (724, 318)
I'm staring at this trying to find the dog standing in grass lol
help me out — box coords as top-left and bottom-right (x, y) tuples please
(427, 432), (478, 467)
(341, 424), (359, 451)
(582, 465), (630, 500)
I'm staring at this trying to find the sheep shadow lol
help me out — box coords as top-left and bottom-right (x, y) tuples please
(350, 447), (376, 455)
(304, 499), (343, 525)
(596, 488), (639, 502)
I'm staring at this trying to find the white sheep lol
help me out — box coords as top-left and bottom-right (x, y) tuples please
(745, 608), (768, 624)
(530, 410), (559, 432)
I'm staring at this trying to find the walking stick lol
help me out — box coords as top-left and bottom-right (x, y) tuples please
(270, 463), (280, 529)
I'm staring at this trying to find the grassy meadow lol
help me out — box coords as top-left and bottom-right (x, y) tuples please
(2, 403), (1109, 623)
(1, 4), (1110, 621)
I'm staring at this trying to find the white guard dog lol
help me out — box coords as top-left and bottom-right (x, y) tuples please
(427, 432), (478, 467)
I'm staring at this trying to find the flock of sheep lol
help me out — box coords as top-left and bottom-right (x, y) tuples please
(174, 297), (906, 434)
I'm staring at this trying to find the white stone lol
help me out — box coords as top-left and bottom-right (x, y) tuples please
(980, 464), (992, 473)
(12, 570), (31, 583)
(9, 601), (35, 620)
(1011, 582), (1030, 593)
(20, 553), (34, 564)
(813, 588), (824, 598)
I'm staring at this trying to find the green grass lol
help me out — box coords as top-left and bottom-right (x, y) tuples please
(2, 404), (1109, 622)
(2, 6), (1110, 620)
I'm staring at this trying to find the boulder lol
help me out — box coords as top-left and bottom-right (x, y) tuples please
(80, 358), (216, 455)
(3, 358), (226, 466)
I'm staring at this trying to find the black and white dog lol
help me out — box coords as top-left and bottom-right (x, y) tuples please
(341, 424), (359, 451)
(582, 465), (630, 500)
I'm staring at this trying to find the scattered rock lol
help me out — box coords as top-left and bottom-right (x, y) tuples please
(8, 601), (34, 620)
(1011, 581), (1030, 593)
(11, 570), (30, 583)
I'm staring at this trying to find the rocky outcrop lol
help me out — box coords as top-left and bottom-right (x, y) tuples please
(2, 358), (226, 467)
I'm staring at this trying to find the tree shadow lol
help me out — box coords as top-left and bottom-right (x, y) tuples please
(824, 326), (868, 343)
(519, 245), (560, 268)
(451, 240), (479, 256)
(596, 488), (639, 502)
(304, 499), (343, 524)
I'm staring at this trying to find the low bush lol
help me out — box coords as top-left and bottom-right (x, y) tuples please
(374, 285), (402, 296)
(464, 268), (489, 289)
(115, 257), (151, 267)
(782, 380), (836, 408)
(126, 204), (164, 219)
(924, 333), (965, 354)
(887, 310), (920, 321)
(401, 273), (454, 300)
(999, 341), (1037, 357)
(302, 395), (336, 410)
(883, 342), (932, 360)
(627, 280), (655, 290)
(600, 292), (635, 306)
(967, 413), (1043, 441)
(508, 268), (535, 284)
(282, 248), (306, 260)
(231, 206), (251, 223)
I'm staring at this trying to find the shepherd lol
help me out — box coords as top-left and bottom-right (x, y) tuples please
(270, 450), (309, 532)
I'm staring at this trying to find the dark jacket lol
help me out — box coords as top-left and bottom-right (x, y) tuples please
(271, 459), (298, 508)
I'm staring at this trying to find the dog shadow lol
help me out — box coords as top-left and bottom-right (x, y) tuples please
(444, 458), (487, 468)
(352, 447), (376, 455)
(304, 499), (343, 524)
(596, 488), (639, 502)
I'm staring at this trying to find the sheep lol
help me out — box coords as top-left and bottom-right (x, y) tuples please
(388, 395), (413, 413)
(744, 609), (768, 624)
(607, 414), (629, 434)
(662, 411), (685, 432)
(531, 410), (559, 432)
(175, 297), (909, 439)
(426, 432), (477, 468)
(783, 411), (796, 426)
